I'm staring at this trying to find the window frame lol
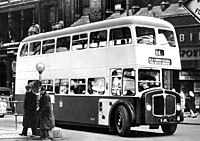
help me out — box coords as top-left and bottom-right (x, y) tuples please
(109, 26), (132, 46)
(29, 41), (41, 56)
(89, 30), (107, 48)
(88, 77), (105, 95)
(72, 33), (88, 51)
(42, 39), (55, 54)
(56, 36), (71, 52)
(20, 43), (28, 57)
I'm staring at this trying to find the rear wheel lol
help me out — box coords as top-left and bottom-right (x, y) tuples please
(161, 124), (177, 135)
(114, 105), (131, 136)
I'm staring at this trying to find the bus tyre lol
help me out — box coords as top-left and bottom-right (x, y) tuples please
(161, 124), (177, 135)
(114, 105), (131, 137)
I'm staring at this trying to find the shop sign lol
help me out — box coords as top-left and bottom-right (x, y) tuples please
(180, 47), (200, 60)
(179, 71), (200, 80)
(183, 0), (200, 23)
(176, 27), (200, 46)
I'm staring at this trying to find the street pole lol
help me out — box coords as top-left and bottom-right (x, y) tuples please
(36, 62), (45, 95)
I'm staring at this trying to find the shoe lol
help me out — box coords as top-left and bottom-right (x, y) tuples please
(192, 115), (197, 118)
(37, 136), (46, 140)
(19, 133), (27, 136)
(47, 136), (53, 140)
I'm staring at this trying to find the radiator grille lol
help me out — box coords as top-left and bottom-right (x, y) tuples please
(153, 94), (176, 116)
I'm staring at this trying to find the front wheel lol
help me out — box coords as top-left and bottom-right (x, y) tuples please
(161, 124), (177, 135)
(114, 105), (131, 136)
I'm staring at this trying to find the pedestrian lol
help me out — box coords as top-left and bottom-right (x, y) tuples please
(19, 85), (37, 136)
(179, 88), (186, 117)
(38, 86), (55, 140)
(188, 90), (197, 118)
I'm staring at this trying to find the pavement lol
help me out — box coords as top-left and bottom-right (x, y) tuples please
(0, 112), (199, 141)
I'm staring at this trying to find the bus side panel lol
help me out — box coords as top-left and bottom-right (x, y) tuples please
(54, 95), (99, 125)
(134, 98), (143, 125)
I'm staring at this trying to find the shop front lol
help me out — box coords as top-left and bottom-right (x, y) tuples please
(177, 25), (200, 111)
(179, 70), (200, 110)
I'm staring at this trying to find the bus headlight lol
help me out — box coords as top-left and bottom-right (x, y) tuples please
(176, 104), (181, 111)
(146, 104), (151, 111)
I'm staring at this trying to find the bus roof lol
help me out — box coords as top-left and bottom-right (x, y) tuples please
(22, 16), (174, 43)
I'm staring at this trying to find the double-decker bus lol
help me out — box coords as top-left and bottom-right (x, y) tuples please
(15, 16), (183, 137)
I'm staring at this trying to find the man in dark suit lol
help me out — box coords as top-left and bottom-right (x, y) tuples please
(19, 85), (37, 136)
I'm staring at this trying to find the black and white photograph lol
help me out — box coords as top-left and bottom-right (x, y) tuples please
(0, 0), (200, 140)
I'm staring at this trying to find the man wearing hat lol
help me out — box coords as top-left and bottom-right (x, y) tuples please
(38, 86), (55, 139)
(19, 84), (37, 136)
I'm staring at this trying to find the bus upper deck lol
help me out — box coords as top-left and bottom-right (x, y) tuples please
(17, 16), (181, 70)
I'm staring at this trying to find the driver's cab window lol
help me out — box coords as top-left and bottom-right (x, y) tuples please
(138, 69), (160, 92)
(123, 69), (136, 96)
(111, 69), (122, 96)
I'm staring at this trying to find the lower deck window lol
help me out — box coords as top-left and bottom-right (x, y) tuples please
(70, 79), (86, 94)
(88, 78), (105, 95)
(55, 79), (69, 94)
(41, 80), (53, 91)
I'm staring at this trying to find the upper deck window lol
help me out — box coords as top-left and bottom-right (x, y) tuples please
(29, 41), (41, 56)
(72, 33), (88, 50)
(20, 43), (28, 57)
(42, 39), (55, 54)
(109, 27), (132, 46)
(90, 30), (107, 48)
(136, 27), (156, 45)
(56, 36), (70, 52)
(158, 29), (176, 47)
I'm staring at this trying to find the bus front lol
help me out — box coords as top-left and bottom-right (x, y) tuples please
(134, 23), (183, 135)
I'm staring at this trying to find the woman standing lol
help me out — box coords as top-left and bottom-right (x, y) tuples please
(188, 90), (197, 118)
(38, 86), (55, 139)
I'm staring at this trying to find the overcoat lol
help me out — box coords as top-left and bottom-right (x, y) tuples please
(22, 90), (37, 128)
(38, 92), (55, 129)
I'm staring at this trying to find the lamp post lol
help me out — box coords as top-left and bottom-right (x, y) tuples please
(36, 62), (45, 82)
(36, 62), (45, 92)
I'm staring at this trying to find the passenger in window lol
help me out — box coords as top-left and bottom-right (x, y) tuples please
(60, 86), (68, 94)
(70, 85), (75, 94)
(112, 77), (121, 95)
(88, 78), (105, 95)
(55, 85), (59, 94)
(123, 79), (135, 95)
(70, 85), (85, 94)
(88, 81), (94, 94)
